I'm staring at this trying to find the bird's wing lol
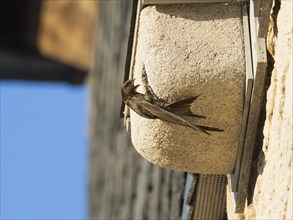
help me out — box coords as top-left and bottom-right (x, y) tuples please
(166, 95), (200, 108)
(165, 95), (206, 118)
(128, 96), (157, 119)
(167, 107), (206, 118)
(140, 100), (211, 135)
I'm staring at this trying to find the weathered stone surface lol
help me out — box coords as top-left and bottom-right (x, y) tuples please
(251, 0), (293, 219)
(226, 0), (293, 218)
(131, 4), (246, 174)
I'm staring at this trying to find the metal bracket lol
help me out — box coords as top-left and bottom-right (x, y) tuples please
(232, 4), (254, 194)
(232, 0), (271, 213)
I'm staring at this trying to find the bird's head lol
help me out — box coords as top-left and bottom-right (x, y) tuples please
(121, 79), (140, 101)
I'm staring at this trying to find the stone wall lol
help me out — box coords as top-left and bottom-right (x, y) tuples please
(227, 0), (292, 218)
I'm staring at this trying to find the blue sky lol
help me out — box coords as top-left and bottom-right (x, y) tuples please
(0, 82), (88, 219)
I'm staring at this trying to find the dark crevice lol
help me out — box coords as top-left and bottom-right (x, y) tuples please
(267, 0), (281, 56)
(271, 0), (281, 38)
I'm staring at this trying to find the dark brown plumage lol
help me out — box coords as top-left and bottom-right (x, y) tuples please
(121, 79), (223, 135)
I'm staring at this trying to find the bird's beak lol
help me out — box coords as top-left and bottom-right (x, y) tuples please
(134, 84), (140, 91)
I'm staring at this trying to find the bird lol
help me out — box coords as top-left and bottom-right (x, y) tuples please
(121, 78), (223, 135)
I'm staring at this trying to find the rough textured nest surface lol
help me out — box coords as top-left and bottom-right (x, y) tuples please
(131, 3), (245, 174)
